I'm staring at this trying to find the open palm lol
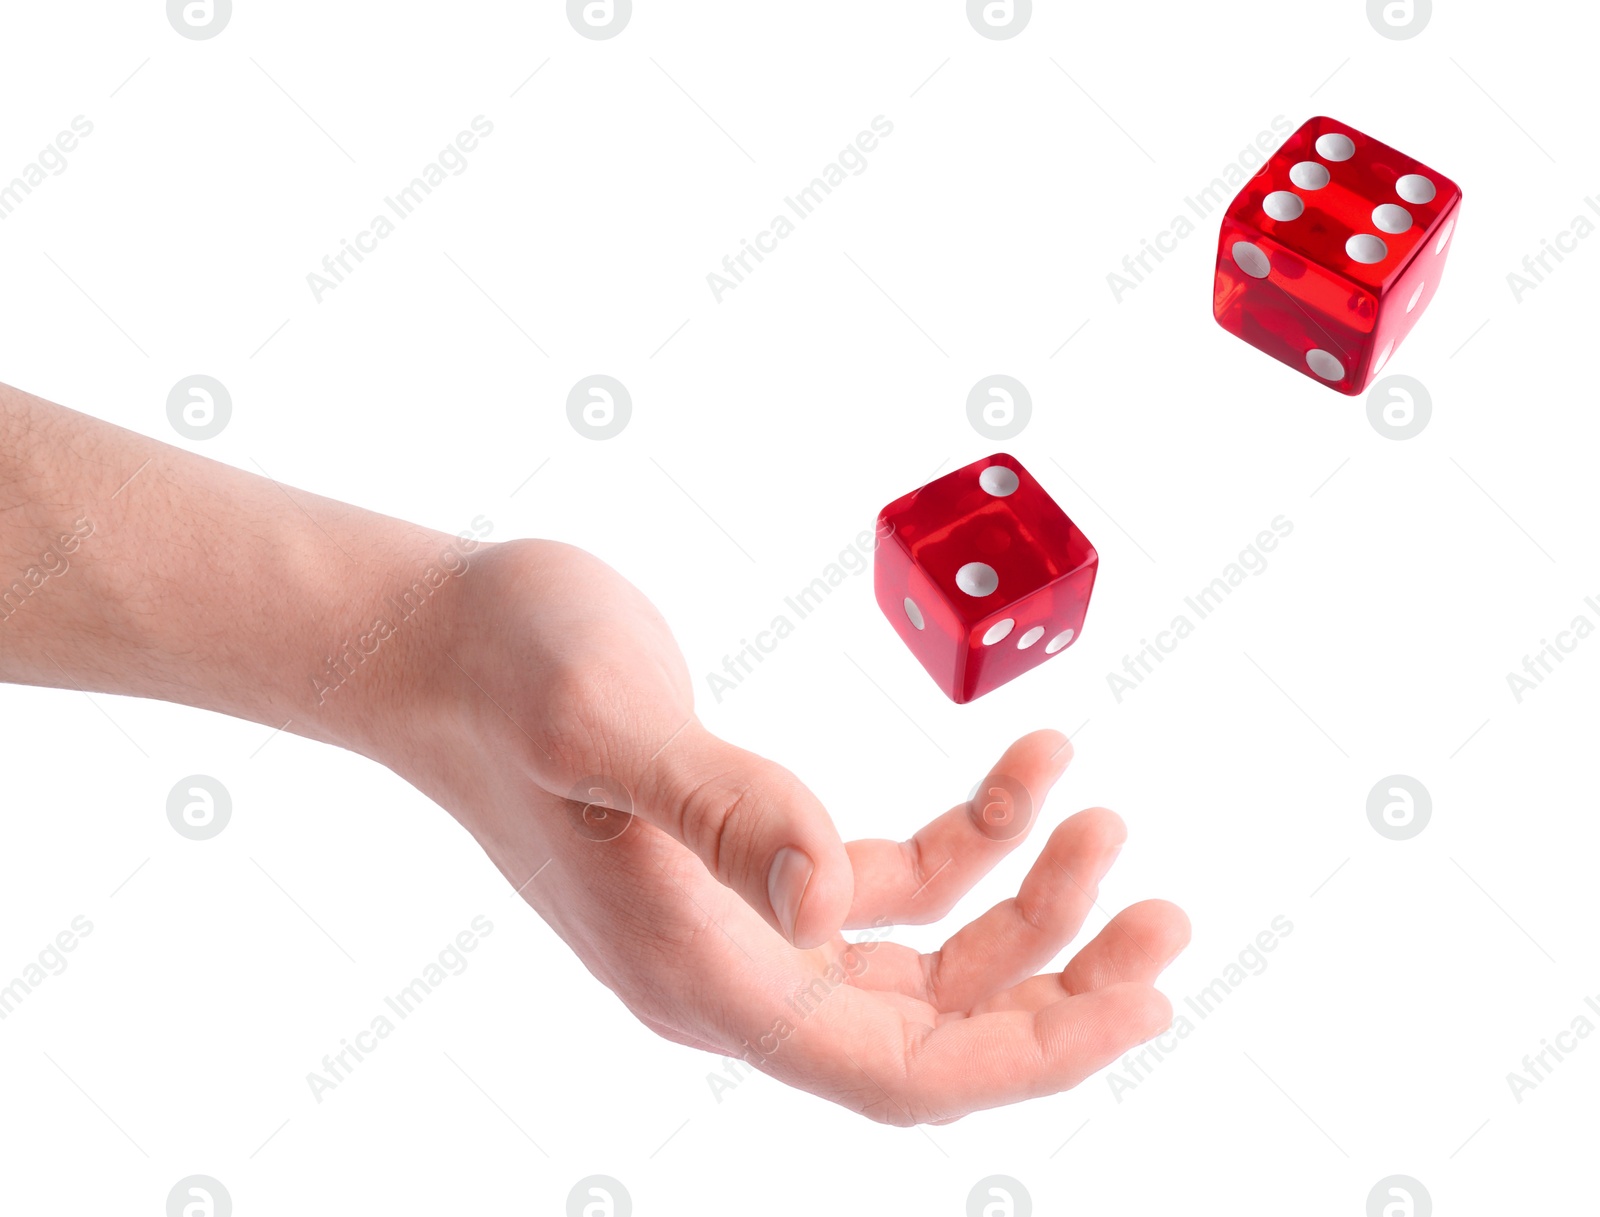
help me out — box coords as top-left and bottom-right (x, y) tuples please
(398, 540), (1189, 1123)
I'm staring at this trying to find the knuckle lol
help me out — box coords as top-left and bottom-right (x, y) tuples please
(903, 841), (959, 923)
(677, 771), (763, 877)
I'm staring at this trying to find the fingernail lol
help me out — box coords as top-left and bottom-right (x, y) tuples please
(767, 847), (814, 943)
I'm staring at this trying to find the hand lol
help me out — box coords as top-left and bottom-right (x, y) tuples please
(0, 386), (1188, 1123)
(393, 539), (1190, 1122)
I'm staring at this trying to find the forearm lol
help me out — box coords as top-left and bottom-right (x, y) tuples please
(0, 382), (463, 760)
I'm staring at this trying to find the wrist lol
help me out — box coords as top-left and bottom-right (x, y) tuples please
(295, 518), (490, 769)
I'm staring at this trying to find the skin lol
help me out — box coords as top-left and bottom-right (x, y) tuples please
(0, 381), (1190, 1124)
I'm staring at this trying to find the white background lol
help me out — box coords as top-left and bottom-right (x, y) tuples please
(1, 1), (1595, 1213)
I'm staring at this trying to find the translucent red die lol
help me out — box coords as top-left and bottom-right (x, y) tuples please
(1212, 115), (1462, 395)
(874, 454), (1097, 703)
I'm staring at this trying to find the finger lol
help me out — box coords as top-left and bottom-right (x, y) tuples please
(902, 983), (1173, 1121)
(919, 807), (1126, 1012)
(970, 899), (1190, 1015)
(830, 938), (932, 999)
(845, 730), (1073, 928)
(631, 723), (853, 949)
(1060, 899), (1190, 994)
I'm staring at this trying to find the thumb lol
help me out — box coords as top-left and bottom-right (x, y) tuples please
(631, 723), (853, 949)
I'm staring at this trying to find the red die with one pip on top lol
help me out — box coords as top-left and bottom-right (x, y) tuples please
(874, 454), (1097, 704)
(1212, 116), (1462, 395)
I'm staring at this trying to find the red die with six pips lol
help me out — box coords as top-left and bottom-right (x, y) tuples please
(1212, 115), (1462, 395)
